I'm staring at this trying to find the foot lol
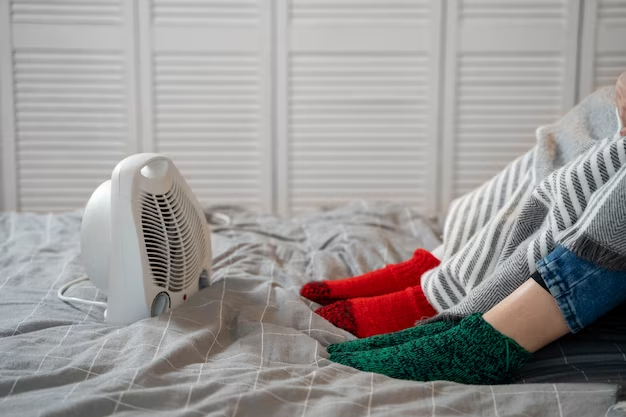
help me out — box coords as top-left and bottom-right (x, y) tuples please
(329, 314), (532, 385)
(300, 249), (439, 305)
(315, 285), (437, 338)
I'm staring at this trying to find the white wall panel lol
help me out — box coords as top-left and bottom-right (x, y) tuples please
(0, 0), (620, 215)
(442, 0), (581, 204)
(143, 0), (273, 213)
(14, 50), (128, 210)
(1, 0), (138, 212)
(153, 52), (264, 208)
(580, 0), (626, 96)
(281, 0), (443, 215)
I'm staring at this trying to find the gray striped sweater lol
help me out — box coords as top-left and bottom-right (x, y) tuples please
(421, 86), (626, 318)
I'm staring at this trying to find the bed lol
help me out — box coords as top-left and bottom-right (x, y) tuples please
(1, 202), (625, 416)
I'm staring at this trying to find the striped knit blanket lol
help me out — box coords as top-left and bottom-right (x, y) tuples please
(422, 86), (626, 319)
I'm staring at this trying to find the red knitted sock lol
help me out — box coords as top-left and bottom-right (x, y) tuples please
(300, 249), (439, 306)
(315, 285), (437, 338)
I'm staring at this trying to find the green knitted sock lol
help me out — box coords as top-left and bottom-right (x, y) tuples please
(327, 320), (455, 354)
(328, 313), (532, 385)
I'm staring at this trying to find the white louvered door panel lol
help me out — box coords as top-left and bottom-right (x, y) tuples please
(0, 0), (138, 211)
(442, 0), (581, 205)
(140, 0), (272, 212)
(580, 0), (626, 96)
(279, 0), (443, 215)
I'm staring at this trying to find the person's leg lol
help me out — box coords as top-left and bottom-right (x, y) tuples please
(483, 279), (568, 352)
(328, 278), (562, 354)
(326, 280), (557, 384)
(323, 280), (563, 384)
(328, 246), (626, 384)
(485, 81), (626, 354)
(328, 312), (533, 384)
(327, 72), (626, 383)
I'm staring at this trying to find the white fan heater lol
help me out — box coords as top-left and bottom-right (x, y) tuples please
(76, 153), (212, 325)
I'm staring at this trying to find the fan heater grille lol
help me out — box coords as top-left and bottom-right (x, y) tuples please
(139, 181), (207, 292)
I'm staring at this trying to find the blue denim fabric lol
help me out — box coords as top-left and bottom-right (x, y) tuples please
(536, 245), (626, 333)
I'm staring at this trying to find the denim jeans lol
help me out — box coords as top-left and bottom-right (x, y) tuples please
(536, 245), (626, 333)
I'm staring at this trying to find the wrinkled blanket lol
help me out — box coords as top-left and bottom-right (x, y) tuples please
(0, 202), (619, 416)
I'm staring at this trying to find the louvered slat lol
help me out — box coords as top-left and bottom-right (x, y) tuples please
(595, 53), (626, 88)
(597, 0), (626, 24)
(14, 49), (126, 212)
(290, 0), (430, 25)
(11, 0), (122, 25)
(153, 0), (259, 26)
(460, 0), (565, 20)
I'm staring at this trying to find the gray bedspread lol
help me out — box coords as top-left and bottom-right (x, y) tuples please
(0, 202), (620, 416)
